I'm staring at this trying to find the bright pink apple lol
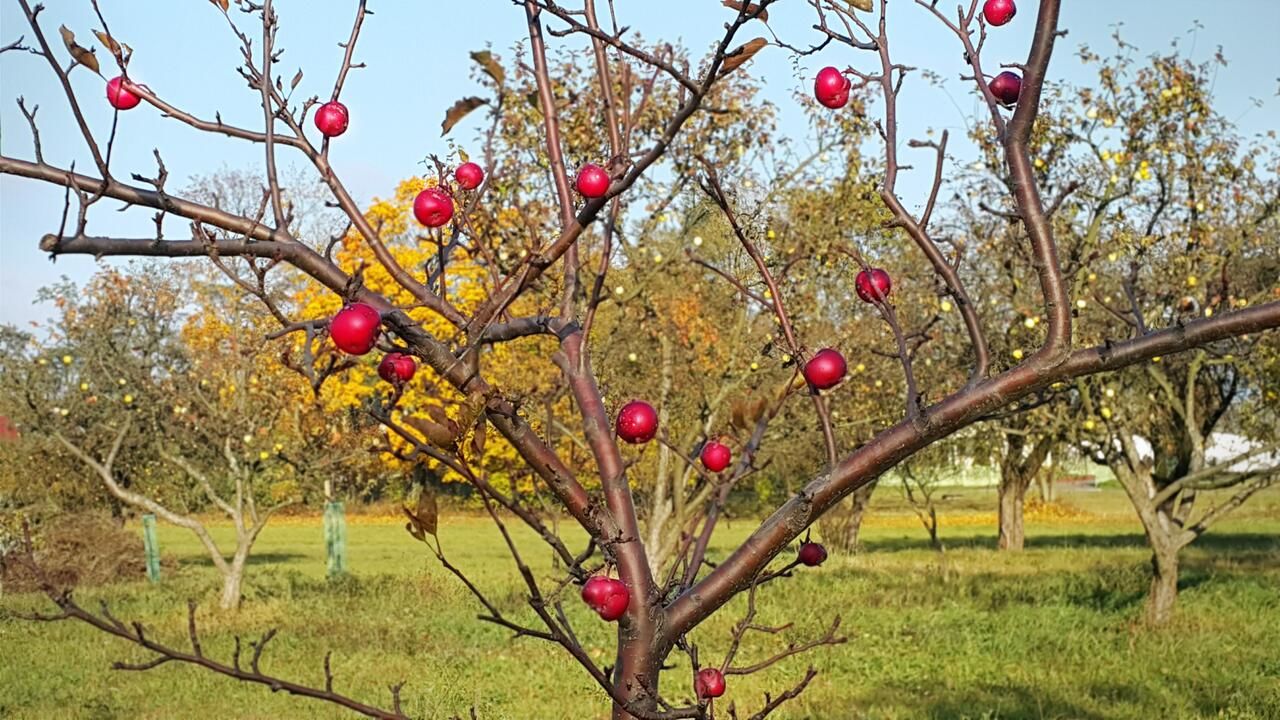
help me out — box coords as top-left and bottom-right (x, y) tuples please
(330, 303), (381, 355)
(803, 348), (847, 390)
(814, 66), (851, 109)
(982, 0), (1017, 26)
(616, 401), (658, 444)
(575, 163), (610, 199)
(413, 187), (455, 228)
(454, 162), (485, 190)
(695, 668), (726, 699)
(106, 76), (142, 110)
(314, 101), (350, 137)
(798, 541), (828, 567)
(581, 576), (630, 621)
(855, 268), (892, 303)
(700, 441), (732, 473)
(377, 353), (416, 384)
(989, 71), (1022, 107)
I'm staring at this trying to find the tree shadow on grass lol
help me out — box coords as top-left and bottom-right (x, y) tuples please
(857, 679), (1123, 720)
(861, 532), (1280, 556)
(170, 551), (308, 569)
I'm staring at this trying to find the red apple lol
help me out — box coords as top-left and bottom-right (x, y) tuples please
(695, 668), (726, 699)
(814, 66), (851, 109)
(581, 576), (630, 621)
(413, 187), (455, 228)
(700, 441), (732, 472)
(377, 353), (416, 384)
(803, 348), (847, 390)
(106, 76), (142, 110)
(798, 541), (828, 567)
(330, 303), (381, 355)
(989, 71), (1022, 107)
(855, 268), (892, 303)
(982, 0), (1017, 26)
(616, 401), (658, 444)
(581, 575), (613, 608)
(455, 162), (485, 190)
(575, 163), (610, 199)
(314, 101), (350, 137)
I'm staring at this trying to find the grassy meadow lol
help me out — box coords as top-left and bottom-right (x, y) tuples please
(2, 485), (1278, 719)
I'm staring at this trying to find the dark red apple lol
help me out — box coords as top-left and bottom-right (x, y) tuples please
(314, 101), (350, 137)
(695, 668), (726, 699)
(377, 353), (416, 384)
(616, 400), (658, 444)
(329, 303), (381, 355)
(575, 163), (610, 199)
(814, 66), (851, 109)
(855, 268), (892, 303)
(581, 576), (630, 621)
(803, 348), (847, 390)
(106, 76), (142, 110)
(982, 0), (1017, 26)
(798, 541), (828, 567)
(454, 162), (485, 190)
(989, 71), (1022, 107)
(700, 441), (732, 472)
(413, 187), (455, 228)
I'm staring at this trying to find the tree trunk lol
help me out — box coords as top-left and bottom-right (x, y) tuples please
(997, 476), (1027, 551)
(840, 482), (876, 553)
(218, 546), (251, 611)
(610, 629), (666, 719)
(218, 565), (245, 611)
(1146, 545), (1179, 625)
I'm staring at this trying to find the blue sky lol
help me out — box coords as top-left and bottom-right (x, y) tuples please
(2, 1), (1277, 328)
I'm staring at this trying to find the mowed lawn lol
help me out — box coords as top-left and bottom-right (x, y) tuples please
(2, 486), (1279, 719)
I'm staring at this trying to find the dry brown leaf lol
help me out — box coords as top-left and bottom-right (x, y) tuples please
(414, 484), (439, 536)
(471, 416), (488, 456)
(59, 26), (100, 74)
(470, 50), (505, 87)
(719, 37), (767, 77)
(404, 416), (458, 448)
(211, 0), (230, 12)
(722, 0), (769, 21)
(290, 68), (303, 90)
(848, 0), (873, 11)
(441, 96), (486, 136)
(93, 29), (120, 56)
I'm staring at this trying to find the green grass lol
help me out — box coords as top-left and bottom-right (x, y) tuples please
(3, 486), (1279, 719)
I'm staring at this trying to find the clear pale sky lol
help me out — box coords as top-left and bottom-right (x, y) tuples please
(2, 1), (1277, 328)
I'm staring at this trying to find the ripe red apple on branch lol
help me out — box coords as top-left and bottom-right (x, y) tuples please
(983, 0), (1017, 26)
(616, 400), (658, 444)
(798, 541), (828, 567)
(700, 440), (732, 472)
(413, 187), (455, 228)
(313, 101), (350, 138)
(106, 76), (141, 110)
(575, 163), (610, 199)
(329, 303), (381, 355)
(454, 162), (485, 190)
(695, 668), (726, 699)
(855, 268), (893, 303)
(989, 71), (1023, 106)
(814, 66), (851, 109)
(377, 353), (416, 385)
(581, 576), (630, 621)
(804, 348), (848, 390)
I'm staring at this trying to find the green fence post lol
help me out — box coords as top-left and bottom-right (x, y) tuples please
(323, 500), (347, 579)
(141, 513), (161, 583)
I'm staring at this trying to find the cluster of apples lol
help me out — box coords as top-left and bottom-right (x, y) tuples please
(811, 0), (1021, 112)
(982, 0), (1023, 106)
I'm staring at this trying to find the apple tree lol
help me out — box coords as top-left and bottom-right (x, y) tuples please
(3, 0), (1279, 717)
